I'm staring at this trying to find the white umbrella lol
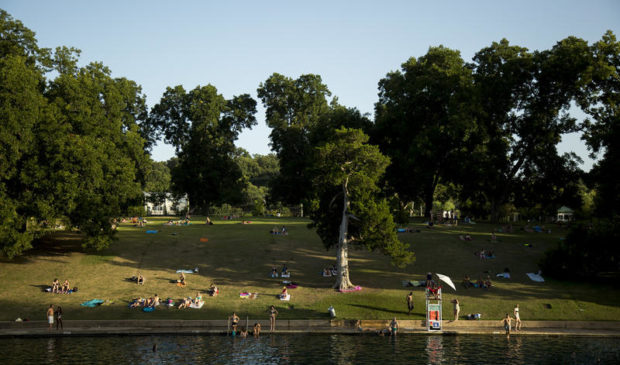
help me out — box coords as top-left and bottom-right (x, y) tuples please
(436, 273), (456, 291)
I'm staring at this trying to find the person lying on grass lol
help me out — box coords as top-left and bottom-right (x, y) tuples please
(130, 298), (146, 308)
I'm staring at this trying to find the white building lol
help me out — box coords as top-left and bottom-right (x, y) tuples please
(556, 206), (574, 222)
(144, 192), (189, 216)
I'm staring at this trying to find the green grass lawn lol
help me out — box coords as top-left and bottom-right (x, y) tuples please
(1, 216), (618, 323)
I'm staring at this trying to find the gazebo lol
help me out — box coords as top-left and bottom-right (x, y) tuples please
(556, 206), (574, 222)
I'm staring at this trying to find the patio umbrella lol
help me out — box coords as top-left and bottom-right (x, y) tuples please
(436, 273), (456, 291)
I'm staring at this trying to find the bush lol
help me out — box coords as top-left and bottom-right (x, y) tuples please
(540, 219), (620, 281)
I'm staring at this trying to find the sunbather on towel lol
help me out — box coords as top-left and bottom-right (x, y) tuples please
(177, 272), (186, 287)
(178, 297), (191, 309)
(52, 278), (60, 293)
(61, 279), (70, 294)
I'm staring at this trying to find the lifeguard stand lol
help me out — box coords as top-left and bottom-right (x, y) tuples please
(425, 287), (442, 331)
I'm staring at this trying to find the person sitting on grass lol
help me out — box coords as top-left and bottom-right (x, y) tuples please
(322, 268), (331, 277)
(271, 266), (278, 278)
(279, 286), (289, 300)
(484, 276), (493, 289)
(178, 297), (191, 309)
(153, 294), (160, 307)
(137, 273), (145, 285)
(177, 273), (186, 287)
(52, 278), (60, 294)
(61, 279), (70, 294)
(462, 275), (472, 289)
(130, 298), (145, 308)
(193, 292), (203, 305)
(208, 283), (219, 296)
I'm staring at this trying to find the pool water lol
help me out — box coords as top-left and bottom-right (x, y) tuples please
(1, 334), (619, 364)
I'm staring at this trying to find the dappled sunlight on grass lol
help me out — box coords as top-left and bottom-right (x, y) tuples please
(0, 217), (617, 321)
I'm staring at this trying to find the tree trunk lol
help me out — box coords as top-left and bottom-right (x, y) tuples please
(334, 179), (354, 290)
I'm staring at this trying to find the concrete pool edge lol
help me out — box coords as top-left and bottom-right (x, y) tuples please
(1, 320), (620, 337)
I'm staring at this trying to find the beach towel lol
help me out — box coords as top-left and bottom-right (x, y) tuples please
(279, 293), (290, 301)
(146, 230), (158, 234)
(142, 306), (155, 312)
(81, 299), (104, 307)
(338, 285), (363, 293)
(176, 269), (195, 274)
(199, 237), (208, 242)
(189, 301), (204, 309)
(527, 273), (544, 282)
(397, 228), (407, 233)
(281, 273), (291, 278)
(496, 272), (511, 279)
(286, 284), (298, 289)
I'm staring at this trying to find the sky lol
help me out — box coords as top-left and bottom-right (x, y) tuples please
(4, 0), (619, 170)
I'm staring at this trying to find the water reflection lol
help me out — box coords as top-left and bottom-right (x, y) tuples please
(1, 334), (619, 364)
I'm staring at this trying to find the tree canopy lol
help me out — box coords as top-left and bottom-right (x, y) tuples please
(147, 84), (257, 213)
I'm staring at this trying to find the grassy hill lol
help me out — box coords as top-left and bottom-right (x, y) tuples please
(1, 216), (618, 322)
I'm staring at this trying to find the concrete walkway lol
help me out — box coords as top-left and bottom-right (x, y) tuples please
(2, 320), (620, 337)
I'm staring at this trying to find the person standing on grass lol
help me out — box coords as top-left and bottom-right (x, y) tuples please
(269, 305), (278, 331)
(406, 292), (414, 315)
(46, 304), (54, 330)
(514, 304), (522, 331)
(55, 306), (63, 330)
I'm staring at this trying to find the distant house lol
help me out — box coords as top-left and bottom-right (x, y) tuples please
(144, 192), (189, 216)
(556, 206), (574, 222)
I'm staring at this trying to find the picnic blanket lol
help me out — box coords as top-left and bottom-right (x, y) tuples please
(279, 293), (290, 301)
(81, 299), (104, 307)
(189, 301), (204, 309)
(338, 285), (362, 293)
(176, 269), (196, 274)
(527, 272), (544, 282)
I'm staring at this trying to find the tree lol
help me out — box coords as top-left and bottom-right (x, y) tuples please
(148, 85), (257, 213)
(1, 10), (152, 256)
(578, 31), (620, 217)
(257, 73), (331, 205)
(374, 46), (476, 219)
(309, 128), (414, 290)
(465, 37), (591, 221)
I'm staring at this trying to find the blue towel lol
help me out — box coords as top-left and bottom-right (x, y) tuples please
(143, 306), (155, 312)
(146, 230), (158, 234)
(81, 299), (104, 307)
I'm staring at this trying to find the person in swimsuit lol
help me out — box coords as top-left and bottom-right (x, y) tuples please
(406, 292), (414, 315)
(514, 304), (522, 331)
(501, 313), (512, 337)
(47, 304), (54, 330)
(253, 322), (261, 337)
(52, 279), (60, 294)
(390, 317), (399, 336)
(231, 312), (240, 333)
(269, 305), (278, 331)
(452, 299), (460, 321)
(61, 279), (70, 294)
(55, 306), (63, 330)
(137, 273), (145, 285)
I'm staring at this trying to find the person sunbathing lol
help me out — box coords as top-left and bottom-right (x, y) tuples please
(279, 287), (289, 299)
(131, 298), (145, 308)
(484, 276), (493, 288)
(462, 275), (472, 289)
(208, 283), (219, 296)
(271, 266), (278, 278)
(52, 279), (60, 294)
(177, 273), (186, 287)
(322, 268), (331, 277)
(61, 279), (70, 294)
(178, 297), (191, 309)
(153, 294), (160, 306)
(137, 273), (145, 285)
(193, 292), (203, 305)
(145, 297), (154, 307)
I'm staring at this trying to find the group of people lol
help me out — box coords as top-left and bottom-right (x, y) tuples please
(51, 279), (71, 294)
(269, 226), (288, 235)
(164, 219), (191, 226)
(322, 264), (338, 277)
(178, 292), (203, 309)
(130, 294), (160, 308)
(501, 304), (523, 336)
(46, 304), (63, 330)
(462, 275), (492, 289)
(475, 249), (495, 261)
(271, 264), (290, 278)
(228, 306), (278, 337)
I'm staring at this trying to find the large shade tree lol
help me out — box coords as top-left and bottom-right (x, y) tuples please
(309, 127), (414, 290)
(1, 10), (151, 257)
(257, 73), (331, 205)
(464, 37), (591, 221)
(148, 85), (257, 213)
(373, 46), (476, 219)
